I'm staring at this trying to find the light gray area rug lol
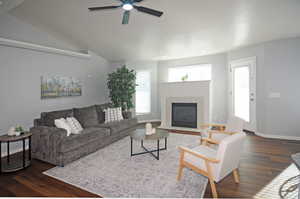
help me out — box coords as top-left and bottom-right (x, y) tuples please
(44, 133), (208, 198)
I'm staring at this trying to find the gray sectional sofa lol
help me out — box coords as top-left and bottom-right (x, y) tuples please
(31, 103), (138, 166)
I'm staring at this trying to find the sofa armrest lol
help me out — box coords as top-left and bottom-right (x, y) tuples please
(30, 126), (68, 165)
(31, 126), (67, 138)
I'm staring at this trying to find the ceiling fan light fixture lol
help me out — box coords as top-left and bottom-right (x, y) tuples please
(122, 3), (133, 11)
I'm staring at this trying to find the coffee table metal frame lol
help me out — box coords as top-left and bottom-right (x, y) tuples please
(130, 136), (167, 160)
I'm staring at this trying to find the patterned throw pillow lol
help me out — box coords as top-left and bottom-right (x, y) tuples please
(105, 107), (124, 123)
(67, 117), (83, 135)
(54, 118), (72, 136)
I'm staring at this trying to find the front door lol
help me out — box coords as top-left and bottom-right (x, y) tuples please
(229, 57), (256, 132)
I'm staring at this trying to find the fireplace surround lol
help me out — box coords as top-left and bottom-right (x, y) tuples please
(159, 81), (210, 131)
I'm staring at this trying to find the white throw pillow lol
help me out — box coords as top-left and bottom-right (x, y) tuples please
(67, 117), (83, 135)
(54, 118), (72, 136)
(105, 107), (124, 123)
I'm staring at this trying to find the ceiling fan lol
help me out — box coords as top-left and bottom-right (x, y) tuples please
(88, 0), (164, 25)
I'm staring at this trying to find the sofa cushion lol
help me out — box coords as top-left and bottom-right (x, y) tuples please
(73, 106), (99, 128)
(95, 103), (112, 123)
(60, 127), (110, 152)
(96, 118), (138, 136)
(41, 109), (73, 127)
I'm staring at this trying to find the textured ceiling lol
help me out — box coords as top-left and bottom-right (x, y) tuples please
(10, 0), (300, 61)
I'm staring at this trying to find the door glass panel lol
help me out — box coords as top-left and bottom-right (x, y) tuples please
(234, 66), (250, 122)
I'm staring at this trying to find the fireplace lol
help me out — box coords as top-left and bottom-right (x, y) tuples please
(172, 103), (197, 128)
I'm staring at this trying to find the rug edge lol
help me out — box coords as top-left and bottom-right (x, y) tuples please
(43, 171), (103, 197)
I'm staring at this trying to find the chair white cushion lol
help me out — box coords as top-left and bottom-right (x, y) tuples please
(66, 117), (83, 135)
(184, 145), (217, 174)
(214, 132), (246, 182)
(210, 132), (229, 142)
(54, 118), (72, 136)
(226, 117), (244, 132)
(183, 132), (246, 183)
(105, 107), (124, 123)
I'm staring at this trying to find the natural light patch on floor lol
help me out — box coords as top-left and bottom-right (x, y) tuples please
(254, 164), (299, 199)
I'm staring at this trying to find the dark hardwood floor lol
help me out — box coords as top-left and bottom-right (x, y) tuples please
(1, 129), (300, 198)
(0, 152), (98, 197)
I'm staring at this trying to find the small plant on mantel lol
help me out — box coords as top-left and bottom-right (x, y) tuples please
(107, 65), (137, 116)
(181, 74), (189, 82)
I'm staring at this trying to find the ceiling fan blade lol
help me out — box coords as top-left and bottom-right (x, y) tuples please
(88, 5), (121, 11)
(122, 11), (130, 25)
(133, 0), (144, 3)
(133, 5), (163, 17)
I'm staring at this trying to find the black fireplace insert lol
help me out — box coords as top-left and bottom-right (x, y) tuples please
(172, 103), (197, 128)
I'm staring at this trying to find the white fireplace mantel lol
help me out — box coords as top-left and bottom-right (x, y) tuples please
(159, 81), (210, 131)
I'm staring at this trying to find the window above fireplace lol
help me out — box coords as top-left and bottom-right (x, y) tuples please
(168, 64), (211, 83)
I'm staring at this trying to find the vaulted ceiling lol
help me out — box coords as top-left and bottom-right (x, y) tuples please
(9, 0), (300, 61)
(0, 0), (24, 13)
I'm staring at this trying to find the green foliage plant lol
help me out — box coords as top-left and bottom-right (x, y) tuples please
(107, 65), (137, 111)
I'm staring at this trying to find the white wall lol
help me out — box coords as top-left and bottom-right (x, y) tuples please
(228, 37), (300, 139)
(0, 13), (110, 155)
(157, 53), (228, 123)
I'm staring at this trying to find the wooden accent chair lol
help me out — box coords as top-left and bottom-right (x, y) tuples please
(201, 117), (245, 145)
(177, 132), (246, 198)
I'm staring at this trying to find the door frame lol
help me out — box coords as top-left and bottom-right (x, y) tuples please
(229, 56), (257, 132)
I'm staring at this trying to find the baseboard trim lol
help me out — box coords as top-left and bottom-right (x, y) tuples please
(255, 132), (300, 141)
(138, 119), (161, 124)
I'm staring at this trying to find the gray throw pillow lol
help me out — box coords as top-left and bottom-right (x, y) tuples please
(95, 103), (112, 124)
(73, 105), (99, 128)
(95, 105), (105, 124)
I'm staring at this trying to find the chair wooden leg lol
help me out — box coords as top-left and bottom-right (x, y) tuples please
(205, 160), (218, 198)
(177, 165), (184, 181)
(202, 139), (208, 146)
(233, 168), (240, 183)
(209, 178), (218, 198)
(177, 151), (185, 181)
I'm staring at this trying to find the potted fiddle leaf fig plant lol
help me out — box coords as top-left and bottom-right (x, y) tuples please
(107, 65), (137, 118)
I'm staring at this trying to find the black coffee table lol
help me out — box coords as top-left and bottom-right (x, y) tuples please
(130, 129), (169, 160)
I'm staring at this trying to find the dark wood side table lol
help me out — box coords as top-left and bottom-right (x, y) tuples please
(0, 132), (32, 174)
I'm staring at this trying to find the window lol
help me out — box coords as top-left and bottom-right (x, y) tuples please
(135, 70), (151, 114)
(233, 66), (250, 122)
(168, 64), (212, 82)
